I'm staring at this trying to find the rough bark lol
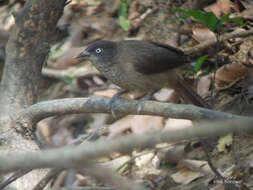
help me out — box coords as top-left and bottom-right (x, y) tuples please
(0, 0), (66, 189)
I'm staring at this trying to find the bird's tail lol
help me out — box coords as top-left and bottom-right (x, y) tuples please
(174, 76), (211, 109)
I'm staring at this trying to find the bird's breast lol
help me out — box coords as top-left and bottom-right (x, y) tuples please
(92, 60), (177, 92)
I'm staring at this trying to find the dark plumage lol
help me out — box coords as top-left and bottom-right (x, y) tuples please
(76, 40), (210, 110)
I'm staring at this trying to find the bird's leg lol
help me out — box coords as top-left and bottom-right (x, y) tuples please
(137, 89), (159, 113)
(109, 90), (128, 118)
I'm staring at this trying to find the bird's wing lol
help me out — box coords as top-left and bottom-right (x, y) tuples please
(129, 41), (187, 75)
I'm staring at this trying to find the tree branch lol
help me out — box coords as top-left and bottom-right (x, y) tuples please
(17, 97), (245, 127)
(0, 118), (252, 174)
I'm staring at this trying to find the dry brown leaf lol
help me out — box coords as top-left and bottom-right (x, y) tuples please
(130, 115), (164, 134)
(217, 36), (253, 90)
(108, 115), (135, 138)
(215, 62), (248, 90)
(164, 118), (193, 131)
(154, 88), (178, 102)
(37, 118), (52, 144)
(204, 0), (231, 18)
(108, 115), (164, 138)
(192, 25), (216, 43)
(171, 167), (204, 185)
(204, 3), (222, 18)
(179, 160), (213, 176)
(197, 75), (212, 96)
(217, 0), (231, 14)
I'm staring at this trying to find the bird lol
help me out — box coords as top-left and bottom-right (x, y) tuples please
(75, 40), (210, 116)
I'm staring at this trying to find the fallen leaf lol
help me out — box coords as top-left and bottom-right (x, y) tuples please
(37, 118), (52, 145)
(215, 62), (248, 90)
(204, 0), (231, 18)
(131, 115), (164, 134)
(204, 3), (222, 18)
(171, 167), (204, 185)
(108, 115), (164, 138)
(154, 88), (178, 102)
(217, 0), (231, 15)
(192, 25), (216, 43)
(164, 118), (193, 130)
(179, 159), (214, 177)
(197, 75), (212, 97)
(108, 115), (135, 138)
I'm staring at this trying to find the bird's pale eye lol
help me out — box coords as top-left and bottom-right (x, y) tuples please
(95, 48), (102, 54)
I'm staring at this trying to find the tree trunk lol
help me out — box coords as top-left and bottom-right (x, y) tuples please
(0, 0), (66, 189)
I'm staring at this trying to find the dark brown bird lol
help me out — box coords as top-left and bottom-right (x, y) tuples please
(75, 40), (210, 115)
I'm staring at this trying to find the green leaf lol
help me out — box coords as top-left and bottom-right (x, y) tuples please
(204, 12), (218, 30)
(118, 16), (130, 31)
(172, 8), (188, 14)
(173, 8), (243, 32)
(118, 1), (128, 18)
(220, 13), (231, 24)
(188, 10), (207, 23)
(193, 55), (208, 72)
(173, 9), (219, 31)
(228, 17), (244, 26)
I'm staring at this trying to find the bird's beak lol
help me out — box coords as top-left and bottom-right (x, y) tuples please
(75, 50), (90, 59)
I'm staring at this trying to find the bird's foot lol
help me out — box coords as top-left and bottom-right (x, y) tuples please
(109, 90), (128, 118)
(137, 90), (158, 114)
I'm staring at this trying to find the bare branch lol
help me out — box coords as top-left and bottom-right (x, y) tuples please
(17, 97), (245, 126)
(42, 66), (99, 79)
(0, 118), (252, 174)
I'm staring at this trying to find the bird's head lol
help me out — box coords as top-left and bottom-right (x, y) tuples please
(75, 40), (117, 63)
